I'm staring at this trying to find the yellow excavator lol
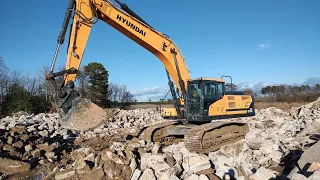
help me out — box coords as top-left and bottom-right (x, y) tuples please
(46, 0), (255, 153)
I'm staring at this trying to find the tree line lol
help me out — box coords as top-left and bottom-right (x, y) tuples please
(258, 84), (320, 102)
(238, 84), (320, 103)
(0, 57), (136, 117)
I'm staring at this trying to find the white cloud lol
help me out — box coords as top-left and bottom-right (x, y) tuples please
(258, 43), (272, 49)
(132, 87), (170, 102)
(302, 77), (320, 86)
(236, 82), (273, 92)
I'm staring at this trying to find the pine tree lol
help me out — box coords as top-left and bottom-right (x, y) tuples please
(84, 62), (109, 108)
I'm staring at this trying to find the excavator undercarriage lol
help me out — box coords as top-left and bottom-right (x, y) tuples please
(138, 120), (249, 154)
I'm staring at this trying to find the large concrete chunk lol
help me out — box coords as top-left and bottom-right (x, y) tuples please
(80, 167), (104, 180)
(298, 142), (320, 170)
(185, 174), (199, 180)
(199, 174), (210, 180)
(103, 160), (131, 179)
(169, 175), (180, 180)
(146, 155), (171, 177)
(308, 171), (320, 180)
(131, 169), (141, 180)
(140, 153), (152, 171)
(0, 158), (30, 175)
(55, 169), (76, 180)
(249, 167), (276, 180)
(158, 173), (170, 180)
(291, 173), (308, 180)
(308, 162), (320, 173)
(169, 163), (183, 176)
(183, 155), (212, 174)
(139, 168), (156, 180)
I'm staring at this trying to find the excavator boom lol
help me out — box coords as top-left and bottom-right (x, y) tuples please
(51, 0), (190, 92)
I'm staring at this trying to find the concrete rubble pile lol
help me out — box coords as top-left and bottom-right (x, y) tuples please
(0, 112), (78, 178)
(207, 97), (320, 179)
(80, 108), (165, 139)
(0, 98), (320, 179)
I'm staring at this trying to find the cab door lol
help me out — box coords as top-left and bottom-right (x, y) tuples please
(185, 81), (203, 121)
(203, 81), (218, 116)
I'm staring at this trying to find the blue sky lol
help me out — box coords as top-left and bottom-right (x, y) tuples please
(1, 0), (319, 101)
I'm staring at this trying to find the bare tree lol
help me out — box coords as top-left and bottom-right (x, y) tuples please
(0, 57), (9, 97)
(0, 57), (9, 113)
(22, 72), (39, 95)
(75, 66), (89, 97)
(108, 82), (135, 107)
(226, 83), (237, 91)
(108, 83), (120, 102)
(119, 85), (134, 103)
(243, 88), (254, 96)
(36, 66), (52, 101)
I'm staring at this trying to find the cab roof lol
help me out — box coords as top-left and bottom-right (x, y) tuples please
(189, 77), (225, 83)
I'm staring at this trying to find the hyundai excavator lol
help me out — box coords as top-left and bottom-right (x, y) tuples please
(46, 0), (255, 153)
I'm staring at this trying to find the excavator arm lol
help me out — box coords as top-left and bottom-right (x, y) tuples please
(46, 0), (191, 128)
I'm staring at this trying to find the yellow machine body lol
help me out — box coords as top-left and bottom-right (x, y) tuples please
(208, 95), (254, 116)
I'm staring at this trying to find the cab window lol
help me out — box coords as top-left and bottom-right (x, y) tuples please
(204, 83), (216, 99)
(217, 82), (224, 97)
(189, 83), (201, 98)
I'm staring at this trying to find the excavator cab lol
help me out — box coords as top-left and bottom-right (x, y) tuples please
(186, 78), (224, 121)
(185, 78), (255, 122)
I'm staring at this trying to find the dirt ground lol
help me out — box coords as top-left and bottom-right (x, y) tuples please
(130, 102), (308, 112)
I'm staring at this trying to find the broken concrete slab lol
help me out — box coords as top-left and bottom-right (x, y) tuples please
(308, 171), (320, 180)
(31, 149), (41, 158)
(0, 157), (31, 175)
(12, 141), (23, 148)
(291, 173), (308, 180)
(298, 142), (320, 171)
(183, 155), (212, 174)
(184, 174), (199, 180)
(129, 158), (137, 174)
(165, 152), (175, 167)
(38, 130), (49, 137)
(169, 175), (180, 180)
(249, 167), (276, 180)
(80, 167), (104, 180)
(307, 162), (320, 173)
(140, 153), (151, 171)
(168, 163), (183, 177)
(158, 173), (170, 180)
(55, 169), (76, 180)
(145, 154), (171, 177)
(139, 168), (156, 180)
(36, 143), (54, 152)
(199, 174), (210, 180)
(131, 169), (141, 180)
